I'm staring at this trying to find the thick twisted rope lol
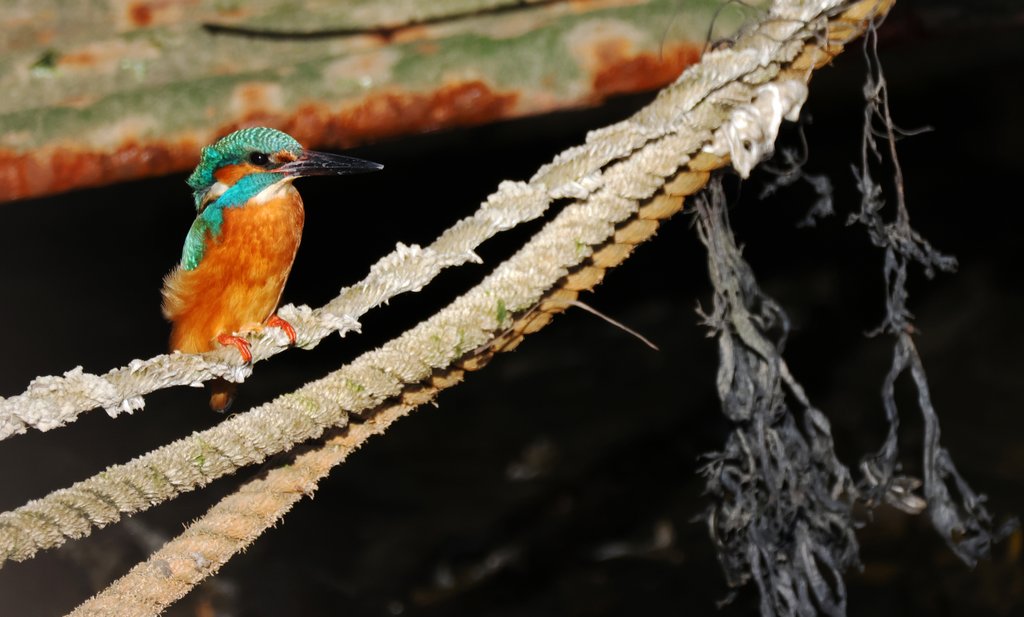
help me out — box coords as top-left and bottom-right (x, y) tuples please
(2, 0), (889, 600)
(0, 7), (888, 609)
(66, 5), (894, 612)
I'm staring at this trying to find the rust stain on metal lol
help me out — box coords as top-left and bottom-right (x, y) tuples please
(564, 20), (703, 99)
(315, 80), (520, 146)
(591, 42), (702, 97)
(0, 141), (199, 202)
(216, 80), (520, 150)
(116, 0), (199, 31)
(129, 3), (154, 27)
(57, 50), (99, 68)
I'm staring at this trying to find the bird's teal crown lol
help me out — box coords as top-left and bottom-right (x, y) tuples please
(186, 127), (302, 207)
(179, 127), (302, 271)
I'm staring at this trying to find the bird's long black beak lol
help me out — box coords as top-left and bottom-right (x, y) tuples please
(279, 150), (383, 177)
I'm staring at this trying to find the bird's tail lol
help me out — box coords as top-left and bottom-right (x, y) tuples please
(208, 378), (237, 412)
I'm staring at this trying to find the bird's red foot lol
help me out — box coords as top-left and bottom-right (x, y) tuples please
(216, 333), (253, 363)
(266, 314), (297, 345)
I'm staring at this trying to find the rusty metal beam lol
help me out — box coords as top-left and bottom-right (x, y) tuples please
(0, 0), (761, 202)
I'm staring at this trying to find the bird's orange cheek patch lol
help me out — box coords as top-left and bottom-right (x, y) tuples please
(214, 163), (261, 185)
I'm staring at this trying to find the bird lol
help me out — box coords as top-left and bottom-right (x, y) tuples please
(161, 127), (382, 411)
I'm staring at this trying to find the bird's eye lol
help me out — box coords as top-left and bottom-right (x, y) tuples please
(248, 151), (270, 166)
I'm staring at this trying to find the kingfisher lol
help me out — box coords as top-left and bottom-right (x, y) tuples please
(161, 127), (382, 411)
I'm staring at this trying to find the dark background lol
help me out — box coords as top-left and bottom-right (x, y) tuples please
(1, 2), (1023, 615)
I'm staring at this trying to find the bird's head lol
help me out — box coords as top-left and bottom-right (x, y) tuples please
(186, 127), (382, 211)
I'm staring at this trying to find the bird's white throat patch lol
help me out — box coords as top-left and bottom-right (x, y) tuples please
(251, 177), (297, 205)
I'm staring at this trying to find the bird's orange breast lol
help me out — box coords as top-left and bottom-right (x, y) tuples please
(162, 187), (305, 354)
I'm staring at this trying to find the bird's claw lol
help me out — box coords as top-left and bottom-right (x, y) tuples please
(266, 314), (297, 346)
(216, 333), (253, 364)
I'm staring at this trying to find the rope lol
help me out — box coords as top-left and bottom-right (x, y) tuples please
(52, 2), (895, 615)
